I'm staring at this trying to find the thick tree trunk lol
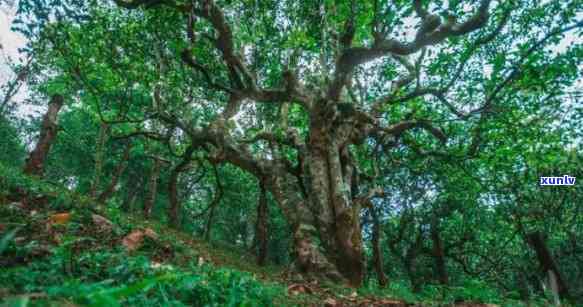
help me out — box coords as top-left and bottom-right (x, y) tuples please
(264, 165), (344, 283)
(23, 95), (64, 177)
(526, 231), (570, 299)
(205, 108), (366, 286)
(431, 218), (449, 285)
(304, 115), (364, 286)
(255, 184), (269, 266)
(371, 207), (388, 287)
(260, 113), (364, 286)
(144, 159), (161, 219)
(97, 142), (132, 203)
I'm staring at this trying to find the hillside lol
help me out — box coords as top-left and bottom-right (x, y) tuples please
(0, 204), (529, 307)
(0, 168), (571, 306)
(1, 0), (582, 306)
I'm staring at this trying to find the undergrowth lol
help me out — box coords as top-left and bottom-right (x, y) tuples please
(1, 248), (283, 306)
(0, 204), (284, 307)
(0, 163), (570, 306)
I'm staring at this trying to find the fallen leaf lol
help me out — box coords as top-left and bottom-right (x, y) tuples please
(122, 230), (145, 252)
(324, 297), (342, 307)
(49, 213), (71, 225)
(324, 298), (340, 306)
(287, 283), (313, 296)
(122, 228), (159, 252)
(143, 228), (158, 240)
(91, 214), (113, 233)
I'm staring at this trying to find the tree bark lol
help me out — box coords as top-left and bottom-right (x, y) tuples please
(255, 183), (269, 266)
(404, 230), (424, 293)
(526, 231), (570, 299)
(23, 95), (64, 177)
(371, 207), (388, 287)
(204, 165), (222, 241)
(239, 106), (367, 286)
(168, 146), (194, 228)
(167, 168), (181, 227)
(90, 122), (110, 198)
(121, 176), (141, 212)
(289, 108), (365, 286)
(96, 141), (132, 203)
(144, 158), (162, 219)
(431, 217), (449, 285)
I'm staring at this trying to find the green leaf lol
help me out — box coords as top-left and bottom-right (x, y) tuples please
(0, 227), (21, 255)
(1, 296), (30, 307)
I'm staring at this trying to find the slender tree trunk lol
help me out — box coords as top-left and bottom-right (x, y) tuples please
(167, 168), (181, 227)
(255, 184), (269, 266)
(121, 176), (141, 212)
(97, 142), (132, 203)
(431, 217), (449, 285)
(204, 165), (222, 241)
(204, 201), (217, 241)
(90, 122), (109, 198)
(526, 231), (570, 299)
(144, 159), (162, 219)
(168, 146), (194, 228)
(517, 272), (530, 303)
(371, 207), (388, 287)
(0, 61), (29, 116)
(23, 95), (64, 177)
(19, 95), (64, 207)
(404, 231), (423, 293)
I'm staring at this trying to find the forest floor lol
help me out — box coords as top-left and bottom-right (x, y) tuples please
(0, 201), (541, 306)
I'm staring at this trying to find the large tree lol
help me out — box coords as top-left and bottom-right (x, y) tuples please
(16, 0), (582, 286)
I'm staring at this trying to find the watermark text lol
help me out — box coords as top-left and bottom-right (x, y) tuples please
(540, 175), (576, 186)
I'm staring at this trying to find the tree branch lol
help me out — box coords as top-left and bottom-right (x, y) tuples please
(328, 0), (493, 102)
(382, 120), (447, 143)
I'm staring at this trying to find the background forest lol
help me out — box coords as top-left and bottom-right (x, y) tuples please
(1, 0), (582, 306)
